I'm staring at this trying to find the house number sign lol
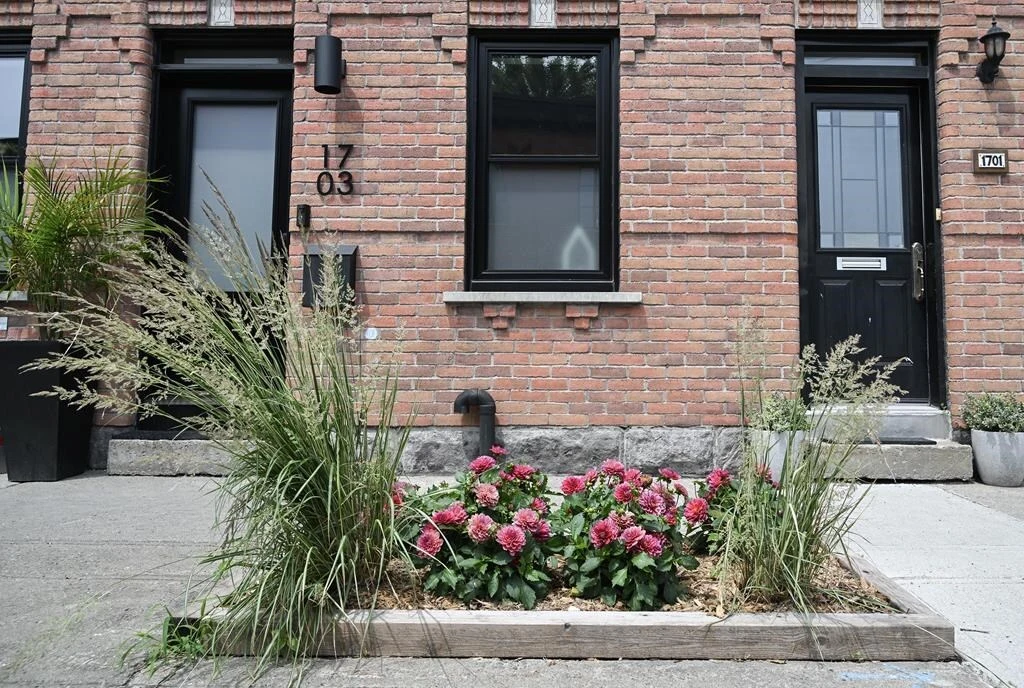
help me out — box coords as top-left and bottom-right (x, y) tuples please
(973, 149), (1008, 174)
(318, 144), (355, 196)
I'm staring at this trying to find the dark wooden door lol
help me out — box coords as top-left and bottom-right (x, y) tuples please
(803, 90), (931, 401)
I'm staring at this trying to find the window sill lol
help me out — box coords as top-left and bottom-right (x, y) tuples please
(0, 291), (28, 303)
(442, 291), (643, 305)
(443, 291), (643, 330)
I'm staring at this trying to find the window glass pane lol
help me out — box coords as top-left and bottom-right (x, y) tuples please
(189, 103), (277, 290)
(490, 54), (597, 156)
(488, 164), (599, 271)
(0, 56), (26, 145)
(816, 108), (905, 249)
(804, 54), (919, 67)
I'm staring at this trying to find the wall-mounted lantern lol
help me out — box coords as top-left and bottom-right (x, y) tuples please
(977, 17), (1011, 84)
(314, 34), (346, 95)
(302, 245), (357, 307)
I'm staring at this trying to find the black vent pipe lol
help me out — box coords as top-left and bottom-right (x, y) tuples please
(454, 388), (497, 456)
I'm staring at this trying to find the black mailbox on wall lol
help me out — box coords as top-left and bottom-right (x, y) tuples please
(302, 245), (357, 307)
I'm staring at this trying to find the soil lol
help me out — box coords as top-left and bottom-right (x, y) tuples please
(367, 556), (898, 616)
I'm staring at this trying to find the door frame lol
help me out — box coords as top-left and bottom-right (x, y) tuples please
(795, 31), (943, 405)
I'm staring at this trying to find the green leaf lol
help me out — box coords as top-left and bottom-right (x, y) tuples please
(504, 578), (522, 602)
(631, 553), (655, 570)
(440, 568), (459, 590)
(458, 557), (480, 570)
(611, 567), (628, 588)
(492, 551), (512, 565)
(519, 584), (537, 609)
(678, 554), (699, 570)
(580, 556), (602, 574)
(601, 591), (618, 607)
(570, 513), (586, 539)
(487, 571), (499, 598)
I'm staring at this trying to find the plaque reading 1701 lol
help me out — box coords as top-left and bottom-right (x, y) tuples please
(973, 149), (1008, 174)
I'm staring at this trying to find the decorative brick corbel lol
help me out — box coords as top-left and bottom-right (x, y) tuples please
(482, 304), (516, 330)
(565, 304), (599, 331)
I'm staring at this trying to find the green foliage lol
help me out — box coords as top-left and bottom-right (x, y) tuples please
(403, 455), (556, 608)
(31, 188), (413, 674)
(0, 156), (160, 315)
(550, 464), (697, 611)
(721, 334), (903, 613)
(962, 393), (1024, 432)
(749, 392), (810, 431)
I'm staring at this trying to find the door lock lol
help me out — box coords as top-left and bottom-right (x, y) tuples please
(912, 242), (925, 302)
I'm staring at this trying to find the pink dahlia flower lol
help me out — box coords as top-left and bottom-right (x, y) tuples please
(561, 475), (586, 496)
(601, 459), (626, 478)
(623, 468), (645, 486)
(490, 444), (508, 456)
(584, 469), (599, 484)
(467, 513), (496, 543)
(659, 467), (681, 480)
(531, 497), (549, 514)
(496, 524), (527, 556)
(513, 508), (541, 533)
(473, 483), (499, 508)
(664, 506), (679, 526)
(638, 489), (666, 515)
(510, 464), (536, 480)
(620, 525), (647, 553)
(415, 525), (443, 557)
(639, 533), (664, 557)
(534, 520), (552, 540)
(613, 481), (635, 504)
(707, 468), (732, 494)
(432, 502), (468, 526)
(684, 497), (710, 525)
(469, 455), (497, 474)
(610, 511), (636, 529)
(589, 517), (621, 548)
(672, 481), (689, 498)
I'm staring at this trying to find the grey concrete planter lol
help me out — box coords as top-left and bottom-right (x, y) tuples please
(970, 429), (1024, 487)
(749, 429), (805, 483)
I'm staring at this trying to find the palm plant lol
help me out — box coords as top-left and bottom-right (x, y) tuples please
(0, 156), (157, 317)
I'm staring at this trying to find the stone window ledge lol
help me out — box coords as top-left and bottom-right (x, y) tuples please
(443, 291), (643, 330)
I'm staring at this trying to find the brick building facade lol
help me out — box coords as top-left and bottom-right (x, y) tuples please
(1, 0), (1021, 473)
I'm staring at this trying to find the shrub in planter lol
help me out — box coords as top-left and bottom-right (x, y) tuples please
(962, 393), (1024, 487)
(550, 461), (697, 610)
(748, 392), (810, 484)
(404, 450), (557, 609)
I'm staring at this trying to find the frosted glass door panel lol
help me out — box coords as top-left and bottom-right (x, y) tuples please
(487, 165), (599, 271)
(189, 103), (277, 290)
(816, 109), (905, 249)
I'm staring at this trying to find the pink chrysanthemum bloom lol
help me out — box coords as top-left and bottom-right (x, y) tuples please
(415, 525), (443, 557)
(561, 475), (586, 496)
(638, 489), (666, 515)
(589, 517), (621, 548)
(613, 481), (635, 503)
(490, 444), (508, 456)
(639, 533), (664, 557)
(473, 483), (499, 508)
(672, 481), (689, 499)
(664, 506), (679, 526)
(601, 459), (626, 478)
(534, 520), (552, 540)
(659, 467), (681, 481)
(531, 497), (549, 514)
(707, 468), (732, 494)
(466, 513), (496, 543)
(610, 511), (636, 529)
(584, 469), (599, 484)
(623, 468), (644, 487)
(620, 525), (647, 553)
(496, 524), (527, 556)
(513, 508), (541, 533)
(684, 497), (710, 525)
(432, 502), (468, 526)
(510, 464), (536, 480)
(468, 455), (497, 474)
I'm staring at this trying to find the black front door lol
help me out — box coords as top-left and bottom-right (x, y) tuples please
(801, 89), (932, 401)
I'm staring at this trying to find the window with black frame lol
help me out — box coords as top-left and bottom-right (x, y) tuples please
(468, 36), (617, 291)
(0, 37), (29, 283)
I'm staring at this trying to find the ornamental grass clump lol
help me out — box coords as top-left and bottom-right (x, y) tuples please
(550, 461), (697, 610)
(403, 449), (557, 609)
(31, 190), (412, 670)
(719, 335), (903, 613)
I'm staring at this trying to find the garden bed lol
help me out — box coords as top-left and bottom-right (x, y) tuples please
(203, 556), (954, 661)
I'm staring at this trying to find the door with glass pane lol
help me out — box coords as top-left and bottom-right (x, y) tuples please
(804, 91), (930, 400)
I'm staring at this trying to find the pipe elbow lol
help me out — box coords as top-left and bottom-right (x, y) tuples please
(454, 388), (495, 414)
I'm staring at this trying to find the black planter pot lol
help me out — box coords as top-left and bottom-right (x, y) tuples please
(0, 341), (92, 481)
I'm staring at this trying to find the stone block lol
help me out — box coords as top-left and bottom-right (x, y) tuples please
(622, 427), (714, 476)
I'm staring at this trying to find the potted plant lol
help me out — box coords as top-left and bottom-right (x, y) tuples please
(0, 156), (158, 481)
(961, 392), (1024, 487)
(748, 391), (810, 483)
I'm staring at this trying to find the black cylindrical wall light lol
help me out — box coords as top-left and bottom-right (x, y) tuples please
(314, 34), (346, 95)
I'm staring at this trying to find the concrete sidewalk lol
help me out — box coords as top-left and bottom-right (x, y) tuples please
(0, 473), (1017, 688)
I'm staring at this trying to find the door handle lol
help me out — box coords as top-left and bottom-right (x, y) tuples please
(912, 242), (925, 302)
